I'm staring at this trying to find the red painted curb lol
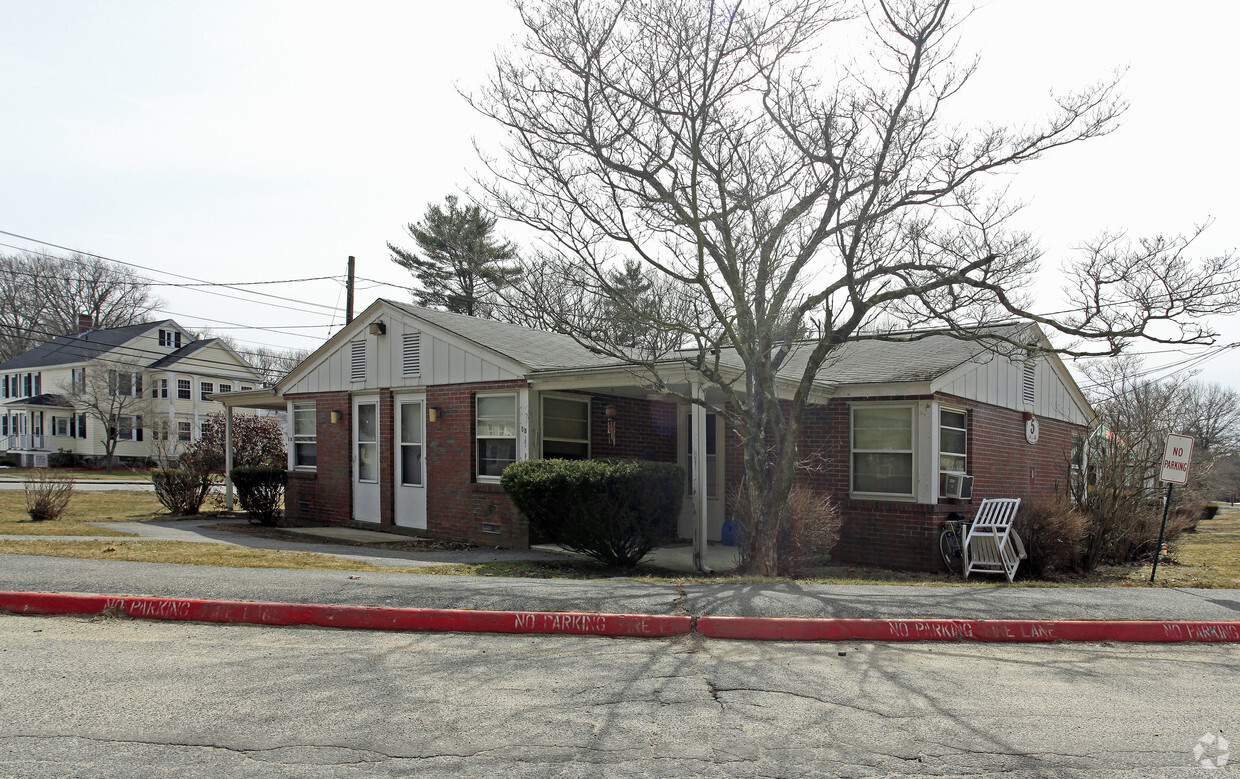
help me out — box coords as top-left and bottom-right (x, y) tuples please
(4, 592), (1238, 643)
(696, 616), (1240, 643)
(0, 591), (690, 638)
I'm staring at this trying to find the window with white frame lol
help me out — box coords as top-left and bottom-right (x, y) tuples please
(200, 381), (214, 400)
(116, 415), (143, 442)
(157, 378), (167, 399)
(54, 417), (70, 437)
(158, 329), (182, 349)
(292, 403), (317, 468)
(201, 421), (210, 438)
(177, 421), (191, 442)
(939, 408), (967, 474)
(71, 368), (86, 394)
(851, 405), (915, 496)
(177, 379), (191, 399)
(109, 371), (141, 397)
(476, 394), (517, 479)
(541, 396), (589, 459)
(240, 385), (252, 391)
(218, 383), (232, 393)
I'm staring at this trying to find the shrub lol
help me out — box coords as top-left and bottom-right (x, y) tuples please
(24, 471), (75, 521)
(152, 468), (213, 515)
(49, 449), (78, 468)
(182, 413), (286, 472)
(502, 459), (683, 568)
(231, 466), (287, 526)
(731, 481), (842, 577)
(1012, 495), (1088, 578)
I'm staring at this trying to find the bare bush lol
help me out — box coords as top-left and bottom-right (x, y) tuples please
(24, 471), (75, 522)
(1013, 496), (1087, 578)
(732, 482), (842, 578)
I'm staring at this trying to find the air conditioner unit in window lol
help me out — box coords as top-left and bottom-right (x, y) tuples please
(942, 472), (974, 500)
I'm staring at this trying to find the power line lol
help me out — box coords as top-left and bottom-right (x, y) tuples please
(0, 231), (347, 316)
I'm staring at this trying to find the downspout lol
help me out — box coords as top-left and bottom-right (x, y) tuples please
(691, 381), (712, 574)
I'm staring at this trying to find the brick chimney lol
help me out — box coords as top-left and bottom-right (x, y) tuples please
(77, 313), (93, 334)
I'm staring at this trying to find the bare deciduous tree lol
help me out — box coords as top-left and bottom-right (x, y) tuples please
(0, 251), (161, 361)
(62, 359), (154, 473)
(473, 0), (1240, 574)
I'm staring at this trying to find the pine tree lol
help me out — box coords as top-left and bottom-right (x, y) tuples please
(388, 195), (520, 318)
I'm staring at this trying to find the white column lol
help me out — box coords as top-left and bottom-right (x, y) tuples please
(224, 405), (234, 511)
(691, 382), (711, 573)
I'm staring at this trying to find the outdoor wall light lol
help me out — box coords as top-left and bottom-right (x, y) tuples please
(330, 410), (341, 424)
(428, 407), (440, 423)
(368, 320), (387, 336)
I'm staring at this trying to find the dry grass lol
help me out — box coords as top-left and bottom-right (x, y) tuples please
(0, 538), (448, 573)
(0, 468), (152, 481)
(0, 489), (161, 536)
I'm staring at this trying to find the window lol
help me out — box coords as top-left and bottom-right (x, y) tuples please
(356, 402), (378, 482)
(402, 333), (422, 377)
(851, 405), (914, 496)
(939, 408), (967, 474)
(116, 415), (143, 442)
(218, 383), (232, 394)
(72, 368), (86, 395)
(350, 341), (366, 382)
(292, 403), (317, 467)
(400, 401), (423, 486)
(240, 385), (252, 391)
(54, 417), (70, 437)
(159, 329), (182, 349)
(177, 379), (191, 400)
(157, 379), (168, 399)
(541, 396), (589, 459)
(201, 421), (210, 438)
(200, 381), (214, 400)
(177, 421), (191, 442)
(476, 394), (517, 479)
(109, 371), (140, 397)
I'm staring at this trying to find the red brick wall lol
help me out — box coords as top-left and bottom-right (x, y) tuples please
(284, 391), (352, 526)
(719, 394), (1083, 571)
(426, 380), (530, 547)
(584, 393), (678, 462)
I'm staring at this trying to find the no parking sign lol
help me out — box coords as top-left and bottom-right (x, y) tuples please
(1160, 433), (1194, 484)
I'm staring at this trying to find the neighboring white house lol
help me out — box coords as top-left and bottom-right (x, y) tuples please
(0, 316), (263, 467)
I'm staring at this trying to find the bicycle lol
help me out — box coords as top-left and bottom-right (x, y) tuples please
(938, 512), (970, 575)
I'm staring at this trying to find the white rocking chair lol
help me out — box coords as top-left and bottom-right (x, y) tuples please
(964, 498), (1027, 582)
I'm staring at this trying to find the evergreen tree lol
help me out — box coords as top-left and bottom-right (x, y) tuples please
(388, 195), (520, 318)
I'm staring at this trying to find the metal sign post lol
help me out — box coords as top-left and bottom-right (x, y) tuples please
(1151, 433), (1194, 584)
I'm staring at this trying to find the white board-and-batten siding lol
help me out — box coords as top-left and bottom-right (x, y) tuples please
(933, 354), (1089, 426)
(283, 309), (525, 394)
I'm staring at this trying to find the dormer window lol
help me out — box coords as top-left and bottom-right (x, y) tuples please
(158, 329), (183, 349)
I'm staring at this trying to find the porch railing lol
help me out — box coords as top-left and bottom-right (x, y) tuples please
(3, 435), (45, 451)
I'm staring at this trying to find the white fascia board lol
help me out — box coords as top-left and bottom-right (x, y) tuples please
(829, 381), (934, 398)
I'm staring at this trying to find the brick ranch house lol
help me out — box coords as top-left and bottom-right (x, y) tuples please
(217, 298), (1092, 571)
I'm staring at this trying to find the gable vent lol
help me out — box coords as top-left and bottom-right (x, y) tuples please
(350, 341), (366, 382)
(1021, 360), (1037, 408)
(402, 332), (422, 377)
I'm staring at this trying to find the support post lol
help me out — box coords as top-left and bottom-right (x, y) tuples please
(345, 255), (355, 324)
(691, 383), (711, 573)
(1150, 483), (1173, 583)
(224, 405), (234, 511)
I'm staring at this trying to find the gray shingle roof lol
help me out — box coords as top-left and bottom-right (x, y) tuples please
(0, 321), (171, 371)
(770, 324), (1031, 386)
(148, 339), (216, 369)
(388, 301), (614, 371)
(4, 393), (75, 409)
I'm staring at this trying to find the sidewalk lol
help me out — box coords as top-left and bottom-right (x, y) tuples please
(3, 518), (1239, 642)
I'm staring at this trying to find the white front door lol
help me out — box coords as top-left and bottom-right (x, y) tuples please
(352, 397), (381, 524)
(395, 395), (427, 529)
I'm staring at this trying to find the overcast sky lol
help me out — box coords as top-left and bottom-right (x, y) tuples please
(1, 0), (1236, 391)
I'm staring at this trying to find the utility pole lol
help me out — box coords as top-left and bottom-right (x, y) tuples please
(345, 255), (355, 324)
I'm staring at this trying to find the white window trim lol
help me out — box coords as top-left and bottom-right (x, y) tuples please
(849, 402), (917, 501)
(177, 379), (192, 400)
(200, 381), (214, 401)
(540, 393), (590, 459)
(476, 392), (518, 483)
(291, 401), (317, 470)
(938, 405), (968, 477)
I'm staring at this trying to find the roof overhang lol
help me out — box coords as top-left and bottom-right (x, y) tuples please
(211, 386), (285, 411)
